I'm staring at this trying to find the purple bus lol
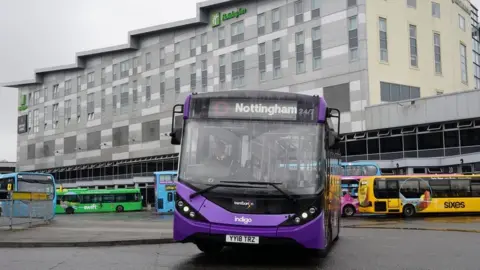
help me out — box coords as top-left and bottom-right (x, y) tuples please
(169, 91), (342, 257)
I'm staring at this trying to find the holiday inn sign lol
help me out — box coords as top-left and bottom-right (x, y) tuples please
(211, 8), (247, 27)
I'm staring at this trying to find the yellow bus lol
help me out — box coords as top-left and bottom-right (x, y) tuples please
(358, 174), (480, 217)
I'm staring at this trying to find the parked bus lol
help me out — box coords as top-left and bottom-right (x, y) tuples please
(0, 172), (56, 219)
(55, 188), (142, 214)
(339, 162), (381, 217)
(169, 91), (342, 256)
(154, 171), (177, 214)
(358, 174), (480, 217)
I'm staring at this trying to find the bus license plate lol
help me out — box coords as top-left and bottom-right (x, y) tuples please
(226, 235), (259, 244)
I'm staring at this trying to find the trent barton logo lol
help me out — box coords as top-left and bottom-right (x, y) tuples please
(234, 216), (253, 224)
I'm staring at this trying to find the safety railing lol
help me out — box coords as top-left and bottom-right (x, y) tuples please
(0, 191), (54, 230)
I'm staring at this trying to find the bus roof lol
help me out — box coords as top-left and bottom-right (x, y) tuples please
(57, 188), (140, 195)
(360, 174), (480, 181)
(340, 161), (379, 166)
(187, 90), (324, 101)
(0, 172), (54, 179)
(154, 171), (177, 175)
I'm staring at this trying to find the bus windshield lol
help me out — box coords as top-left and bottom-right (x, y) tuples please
(17, 174), (55, 194)
(343, 165), (379, 176)
(179, 119), (322, 195)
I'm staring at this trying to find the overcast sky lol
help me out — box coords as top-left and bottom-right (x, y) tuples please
(0, 0), (204, 161)
(0, 0), (479, 162)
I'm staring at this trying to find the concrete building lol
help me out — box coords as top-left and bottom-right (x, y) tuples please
(0, 162), (16, 174)
(2, 0), (480, 191)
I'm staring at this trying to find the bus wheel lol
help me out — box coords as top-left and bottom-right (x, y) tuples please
(342, 205), (356, 217)
(116, 205), (124, 213)
(196, 242), (223, 255)
(65, 207), (75, 215)
(403, 204), (415, 218)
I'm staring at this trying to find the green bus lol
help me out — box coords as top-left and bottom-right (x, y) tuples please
(55, 188), (143, 214)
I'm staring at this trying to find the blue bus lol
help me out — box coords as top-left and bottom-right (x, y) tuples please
(340, 161), (381, 176)
(153, 171), (177, 214)
(0, 172), (56, 219)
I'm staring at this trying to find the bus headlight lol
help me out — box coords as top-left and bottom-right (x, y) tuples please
(175, 195), (207, 222)
(280, 205), (321, 227)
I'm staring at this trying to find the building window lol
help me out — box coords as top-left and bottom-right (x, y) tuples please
(459, 14), (466, 31)
(132, 80), (138, 105)
(432, 2), (440, 18)
(145, 52), (151, 70)
(294, 0), (304, 24)
(190, 64), (196, 91)
(65, 80), (72, 96)
(272, 9), (280, 32)
(407, 0), (416, 8)
(52, 84), (59, 99)
(101, 89), (106, 112)
(273, 39), (281, 78)
(44, 106), (48, 130)
(460, 43), (468, 84)
(175, 43), (180, 61)
(160, 72), (165, 103)
(28, 92), (32, 105)
(33, 109), (39, 133)
(132, 57), (139, 74)
(232, 49), (245, 88)
(87, 72), (95, 88)
(120, 60), (129, 78)
(120, 84), (129, 113)
(219, 55), (226, 90)
(65, 99), (71, 126)
(175, 68), (180, 96)
(312, 0), (320, 18)
(258, 13), (266, 35)
(201, 60), (208, 92)
(101, 68), (106, 84)
(44, 86), (48, 101)
(380, 82), (420, 102)
(295, 31), (305, 73)
(379, 17), (388, 62)
(160, 48), (165, 66)
(77, 76), (82, 91)
(77, 96), (82, 121)
(231, 21), (244, 44)
(111, 87), (117, 114)
(52, 103), (59, 129)
(28, 111), (32, 133)
(113, 64), (117, 81)
(87, 93), (95, 120)
(258, 43), (266, 81)
(347, 0), (356, 8)
(218, 27), (225, 48)
(190, 38), (196, 57)
(312, 27), (322, 70)
(201, 33), (208, 53)
(33, 90), (40, 105)
(409, 24), (418, 67)
(434, 33), (442, 74)
(146, 77), (151, 102)
(348, 16), (358, 61)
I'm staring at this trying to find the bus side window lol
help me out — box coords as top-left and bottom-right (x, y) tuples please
(167, 192), (173, 202)
(472, 180), (480, 196)
(56, 195), (64, 205)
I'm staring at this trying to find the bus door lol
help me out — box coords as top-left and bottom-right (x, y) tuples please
(386, 180), (400, 209)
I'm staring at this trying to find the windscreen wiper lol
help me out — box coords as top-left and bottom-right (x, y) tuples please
(190, 183), (259, 199)
(220, 181), (296, 203)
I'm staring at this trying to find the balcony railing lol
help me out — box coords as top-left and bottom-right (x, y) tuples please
(56, 172), (155, 184)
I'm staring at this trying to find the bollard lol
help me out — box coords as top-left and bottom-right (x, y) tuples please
(29, 200), (32, 227)
(9, 197), (13, 230)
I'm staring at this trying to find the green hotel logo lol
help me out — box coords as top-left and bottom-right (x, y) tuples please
(18, 94), (28, 112)
(211, 8), (247, 27)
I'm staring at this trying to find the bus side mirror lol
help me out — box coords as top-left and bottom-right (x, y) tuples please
(170, 105), (184, 145)
(328, 132), (340, 150)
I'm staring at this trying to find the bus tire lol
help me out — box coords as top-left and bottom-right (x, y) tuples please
(196, 242), (223, 255)
(116, 205), (124, 212)
(65, 207), (75, 215)
(342, 205), (356, 217)
(402, 204), (415, 218)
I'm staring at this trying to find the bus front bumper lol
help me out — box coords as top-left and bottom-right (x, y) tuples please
(173, 211), (326, 249)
